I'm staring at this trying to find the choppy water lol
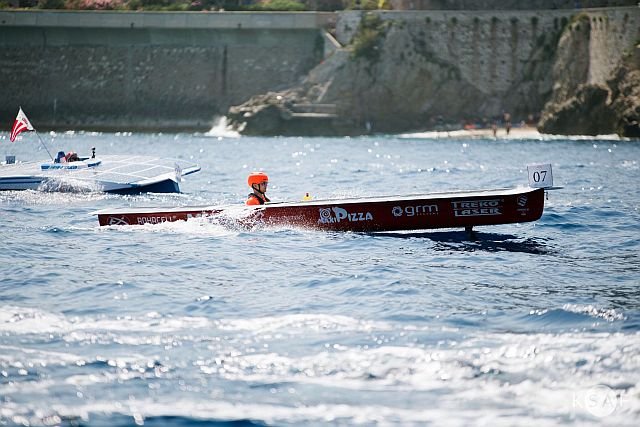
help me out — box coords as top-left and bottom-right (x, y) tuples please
(1, 130), (639, 426)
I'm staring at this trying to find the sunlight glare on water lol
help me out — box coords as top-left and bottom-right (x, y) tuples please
(1, 132), (639, 426)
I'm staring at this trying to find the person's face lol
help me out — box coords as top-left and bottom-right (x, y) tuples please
(258, 181), (268, 192)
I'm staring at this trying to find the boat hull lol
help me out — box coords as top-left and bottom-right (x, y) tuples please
(102, 178), (180, 195)
(96, 187), (546, 232)
(0, 176), (44, 191)
(0, 155), (199, 194)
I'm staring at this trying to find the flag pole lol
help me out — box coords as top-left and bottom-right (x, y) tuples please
(34, 130), (54, 161)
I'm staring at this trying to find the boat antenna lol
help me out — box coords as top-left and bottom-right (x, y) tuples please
(34, 130), (54, 161)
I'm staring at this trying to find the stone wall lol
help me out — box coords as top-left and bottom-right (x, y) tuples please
(390, 0), (638, 10)
(0, 11), (335, 131)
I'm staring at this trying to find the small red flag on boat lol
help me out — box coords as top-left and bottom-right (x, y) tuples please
(10, 107), (34, 142)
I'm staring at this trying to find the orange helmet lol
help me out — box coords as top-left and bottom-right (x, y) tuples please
(248, 171), (269, 187)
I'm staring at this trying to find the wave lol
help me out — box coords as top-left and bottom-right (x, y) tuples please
(1, 304), (639, 425)
(523, 305), (626, 330)
(1, 328), (639, 425)
(0, 306), (394, 337)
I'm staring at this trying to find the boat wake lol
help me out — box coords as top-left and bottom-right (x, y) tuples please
(37, 177), (101, 193)
(0, 189), (108, 205)
(99, 204), (256, 236)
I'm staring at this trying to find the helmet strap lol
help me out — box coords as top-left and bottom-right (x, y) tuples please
(252, 183), (267, 199)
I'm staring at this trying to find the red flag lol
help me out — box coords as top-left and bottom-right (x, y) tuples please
(10, 107), (34, 142)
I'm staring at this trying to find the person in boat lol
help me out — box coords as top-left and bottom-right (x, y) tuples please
(65, 151), (80, 162)
(55, 151), (79, 163)
(246, 171), (270, 205)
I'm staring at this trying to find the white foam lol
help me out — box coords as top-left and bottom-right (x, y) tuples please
(0, 306), (73, 334)
(133, 217), (241, 237)
(0, 305), (210, 335)
(37, 177), (101, 193)
(1, 306), (639, 425)
(45, 399), (457, 425)
(0, 189), (107, 205)
(562, 304), (626, 321)
(0, 344), (81, 365)
(0, 307), (399, 342)
(214, 313), (393, 334)
(204, 116), (240, 138)
(398, 129), (628, 142)
(12, 381), (632, 427)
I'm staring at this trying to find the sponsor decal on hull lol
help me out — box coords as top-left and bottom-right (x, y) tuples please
(516, 195), (530, 215)
(452, 199), (503, 217)
(318, 207), (373, 224)
(108, 216), (130, 226)
(392, 204), (438, 217)
(136, 216), (172, 225)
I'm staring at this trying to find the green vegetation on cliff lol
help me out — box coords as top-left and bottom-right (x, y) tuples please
(3, 0), (313, 11)
(351, 13), (389, 62)
(3, 0), (308, 11)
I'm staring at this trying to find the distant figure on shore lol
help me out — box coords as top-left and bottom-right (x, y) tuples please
(503, 112), (512, 135)
(491, 121), (498, 137)
(526, 113), (537, 127)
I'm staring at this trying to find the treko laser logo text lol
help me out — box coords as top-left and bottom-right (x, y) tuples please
(451, 199), (503, 217)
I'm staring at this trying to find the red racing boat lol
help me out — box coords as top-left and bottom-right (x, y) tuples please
(96, 165), (556, 232)
(95, 186), (547, 232)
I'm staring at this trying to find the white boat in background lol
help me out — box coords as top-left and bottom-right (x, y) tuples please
(0, 153), (201, 194)
(2, 107), (200, 194)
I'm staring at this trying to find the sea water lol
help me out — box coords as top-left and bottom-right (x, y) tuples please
(0, 131), (639, 426)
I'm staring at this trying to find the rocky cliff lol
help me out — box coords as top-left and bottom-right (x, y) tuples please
(228, 7), (640, 137)
(538, 11), (640, 136)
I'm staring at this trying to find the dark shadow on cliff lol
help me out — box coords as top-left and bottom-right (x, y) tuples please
(374, 230), (553, 254)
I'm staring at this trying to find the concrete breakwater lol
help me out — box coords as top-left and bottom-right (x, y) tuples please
(0, 11), (334, 132)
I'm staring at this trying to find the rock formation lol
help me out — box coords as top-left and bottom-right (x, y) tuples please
(538, 12), (640, 136)
(610, 48), (640, 137)
(228, 8), (640, 137)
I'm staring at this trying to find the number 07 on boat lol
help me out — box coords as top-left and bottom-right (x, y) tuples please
(95, 164), (558, 232)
